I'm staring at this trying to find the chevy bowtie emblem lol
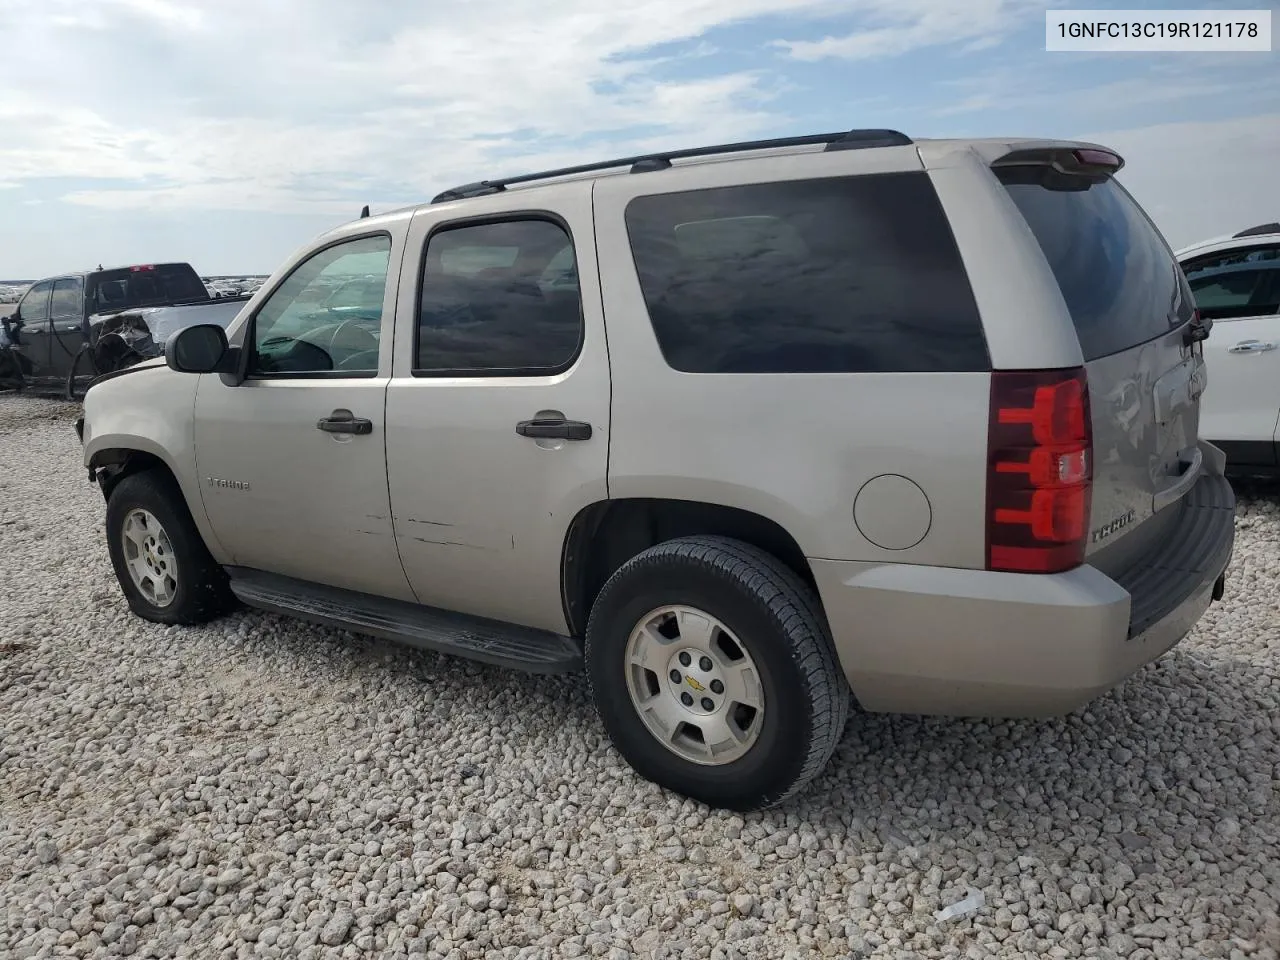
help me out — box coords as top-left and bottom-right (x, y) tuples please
(685, 675), (706, 692)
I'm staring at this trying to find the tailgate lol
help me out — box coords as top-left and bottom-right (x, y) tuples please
(994, 152), (1205, 573)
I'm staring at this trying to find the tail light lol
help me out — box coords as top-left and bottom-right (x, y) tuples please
(986, 367), (1092, 574)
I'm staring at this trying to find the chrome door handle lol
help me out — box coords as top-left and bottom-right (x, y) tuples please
(1228, 340), (1277, 354)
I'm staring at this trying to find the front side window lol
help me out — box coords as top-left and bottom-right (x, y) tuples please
(624, 173), (988, 374)
(416, 218), (583, 375)
(1183, 244), (1280, 320)
(249, 235), (391, 376)
(50, 278), (83, 320)
(18, 281), (53, 322)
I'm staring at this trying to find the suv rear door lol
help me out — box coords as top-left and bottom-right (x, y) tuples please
(988, 148), (1205, 572)
(384, 180), (610, 635)
(49, 277), (86, 380)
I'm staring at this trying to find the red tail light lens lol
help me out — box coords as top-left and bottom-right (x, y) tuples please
(986, 367), (1092, 574)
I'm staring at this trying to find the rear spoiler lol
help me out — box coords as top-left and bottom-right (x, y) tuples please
(991, 145), (1124, 175)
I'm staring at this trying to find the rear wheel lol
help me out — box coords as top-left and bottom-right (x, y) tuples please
(585, 535), (848, 811)
(105, 470), (236, 625)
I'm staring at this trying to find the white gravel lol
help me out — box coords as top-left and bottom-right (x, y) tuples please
(2, 392), (1279, 960)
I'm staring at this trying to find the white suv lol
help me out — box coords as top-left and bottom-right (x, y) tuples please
(1177, 223), (1280, 477)
(76, 130), (1235, 810)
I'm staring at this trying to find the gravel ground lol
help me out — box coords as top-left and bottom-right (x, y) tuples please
(2, 391), (1279, 960)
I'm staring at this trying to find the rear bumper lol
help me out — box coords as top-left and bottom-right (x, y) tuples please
(813, 469), (1235, 718)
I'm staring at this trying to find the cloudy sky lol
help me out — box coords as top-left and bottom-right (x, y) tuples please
(0, 0), (1276, 279)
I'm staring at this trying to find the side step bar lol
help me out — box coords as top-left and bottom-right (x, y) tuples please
(225, 567), (583, 674)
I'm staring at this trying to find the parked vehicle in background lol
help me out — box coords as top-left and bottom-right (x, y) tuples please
(0, 262), (251, 398)
(77, 130), (1234, 811)
(0, 282), (27, 307)
(1177, 223), (1280, 477)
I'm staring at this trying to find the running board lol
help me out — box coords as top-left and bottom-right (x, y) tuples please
(225, 567), (582, 674)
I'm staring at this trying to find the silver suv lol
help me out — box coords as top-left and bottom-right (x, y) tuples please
(76, 129), (1235, 811)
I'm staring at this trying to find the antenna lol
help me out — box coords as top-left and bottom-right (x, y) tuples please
(360, 205), (370, 219)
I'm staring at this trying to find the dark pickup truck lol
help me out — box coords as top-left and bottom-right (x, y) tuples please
(0, 262), (250, 398)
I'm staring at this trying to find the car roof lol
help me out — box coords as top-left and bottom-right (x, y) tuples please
(340, 131), (1119, 236)
(27, 262), (196, 285)
(1176, 230), (1280, 260)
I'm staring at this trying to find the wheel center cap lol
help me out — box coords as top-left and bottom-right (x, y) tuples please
(665, 647), (727, 716)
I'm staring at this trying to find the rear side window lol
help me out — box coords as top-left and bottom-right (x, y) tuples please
(624, 173), (989, 374)
(995, 168), (1192, 361)
(415, 218), (583, 376)
(50, 278), (83, 320)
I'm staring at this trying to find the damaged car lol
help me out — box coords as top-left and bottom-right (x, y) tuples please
(0, 262), (250, 399)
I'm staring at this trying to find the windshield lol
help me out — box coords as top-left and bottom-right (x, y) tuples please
(88, 264), (209, 313)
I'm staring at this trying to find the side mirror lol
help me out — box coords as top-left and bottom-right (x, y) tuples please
(166, 323), (229, 374)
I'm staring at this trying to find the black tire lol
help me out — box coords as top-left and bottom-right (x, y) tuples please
(105, 469), (236, 626)
(584, 535), (849, 811)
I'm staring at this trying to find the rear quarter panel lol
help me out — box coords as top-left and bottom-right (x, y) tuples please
(593, 148), (993, 567)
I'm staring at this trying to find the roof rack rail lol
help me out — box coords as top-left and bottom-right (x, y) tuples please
(1233, 221), (1280, 239)
(430, 128), (913, 204)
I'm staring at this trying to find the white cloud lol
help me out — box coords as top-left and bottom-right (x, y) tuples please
(0, 0), (845, 214)
(933, 63), (1278, 117)
(1081, 112), (1280, 250)
(778, 0), (1048, 61)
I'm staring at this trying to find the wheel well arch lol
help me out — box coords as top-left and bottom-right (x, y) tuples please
(89, 448), (175, 501)
(560, 498), (815, 637)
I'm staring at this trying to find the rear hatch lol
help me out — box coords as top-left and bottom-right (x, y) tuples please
(994, 151), (1206, 575)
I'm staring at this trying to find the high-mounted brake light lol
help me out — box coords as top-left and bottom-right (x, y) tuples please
(129, 264), (157, 272)
(986, 367), (1093, 574)
(1073, 148), (1120, 169)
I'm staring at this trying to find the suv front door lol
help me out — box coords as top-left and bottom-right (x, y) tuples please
(193, 226), (416, 600)
(13, 280), (54, 379)
(1184, 245), (1280, 466)
(384, 182), (611, 633)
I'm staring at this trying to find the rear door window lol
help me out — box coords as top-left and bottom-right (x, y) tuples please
(415, 218), (584, 376)
(50, 278), (83, 320)
(995, 168), (1192, 361)
(623, 173), (989, 374)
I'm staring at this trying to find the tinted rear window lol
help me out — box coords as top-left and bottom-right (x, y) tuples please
(995, 169), (1192, 361)
(624, 173), (989, 374)
(88, 264), (208, 313)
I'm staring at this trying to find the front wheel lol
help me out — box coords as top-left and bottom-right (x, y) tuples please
(105, 470), (236, 625)
(584, 535), (849, 811)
